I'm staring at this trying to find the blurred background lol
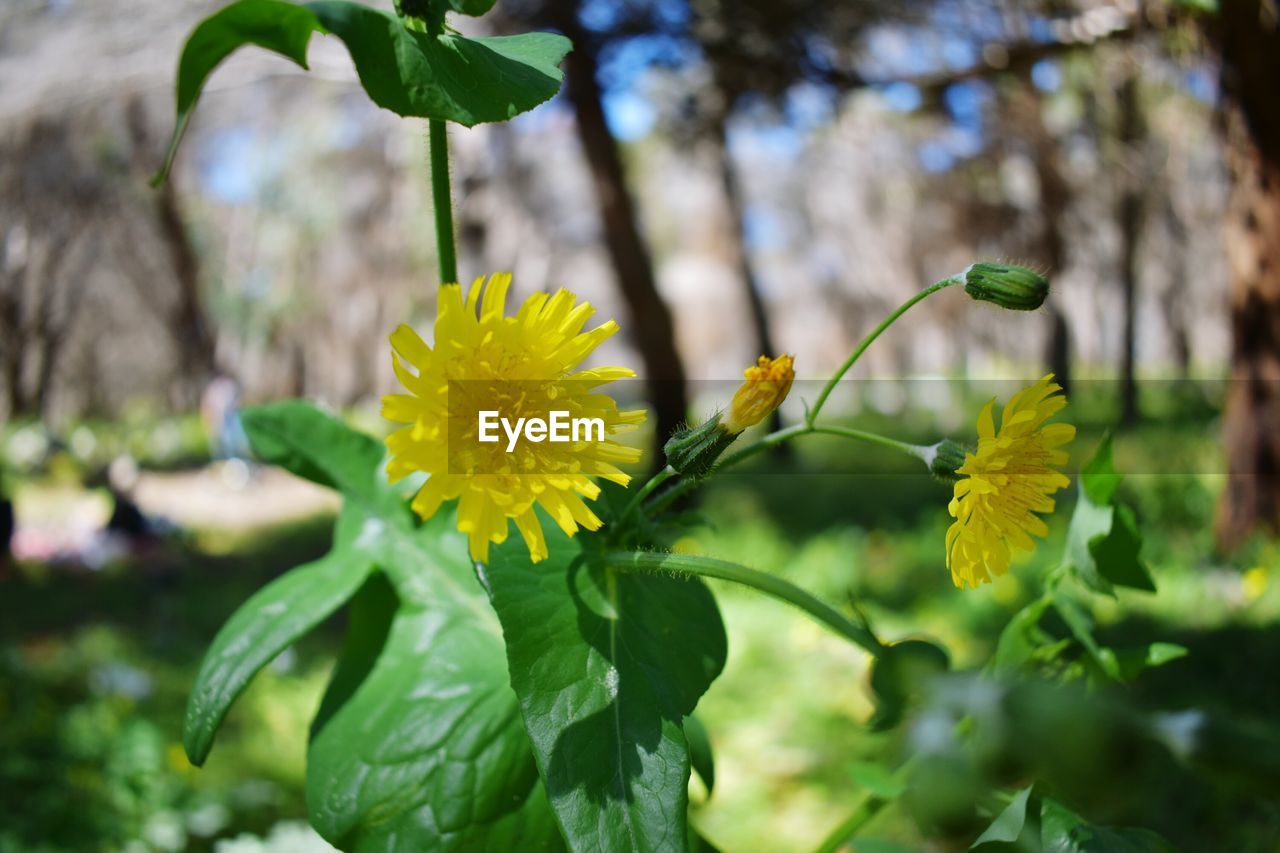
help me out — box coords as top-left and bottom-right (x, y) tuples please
(3, 0), (1279, 850)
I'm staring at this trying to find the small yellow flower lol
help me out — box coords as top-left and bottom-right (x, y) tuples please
(723, 354), (795, 433)
(946, 374), (1075, 588)
(382, 273), (645, 563)
(1243, 566), (1268, 601)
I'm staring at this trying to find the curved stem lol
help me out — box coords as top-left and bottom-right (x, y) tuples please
(429, 118), (457, 285)
(810, 425), (928, 461)
(605, 550), (884, 655)
(620, 465), (676, 524)
(645, 422), (927, 515)
(805, 276), (959, 426)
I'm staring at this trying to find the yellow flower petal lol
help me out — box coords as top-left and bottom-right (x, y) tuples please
(946, 375), (1074, 589)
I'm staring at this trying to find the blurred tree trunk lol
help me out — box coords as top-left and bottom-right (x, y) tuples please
(1116, 65), (1144, 425)
(0, 233), (30, 417)
(1018, 79), (1073, 393)
(127, 99), (219, 408)
(1215, 2), (1280, 548)
(707, 107), (786, 435)
(543, 7), (688, 465)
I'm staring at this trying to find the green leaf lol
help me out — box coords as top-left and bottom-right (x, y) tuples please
(156, 0), (570, 182)
(1080, 434), (1122, 505)
(867, 640), (949, 730)
(308, 513), (564, 851)
(241, 401), (394, 513)
(1039, 797), (1173, 853)
(1063, 438), (1155, 594)
(484, 523), (728, 852)
(1115, 642), (1188, 682)
(1052, 597), (1120, 681)
(1089, 504), (1154, 592)
(848, 761), (905, 800)
(183, 519), (374, 765)
(684, 714), (716, 797)
(970, 786), (1035, 849)
(195, 401), (562, 848)
(992, 596), (1055, 675)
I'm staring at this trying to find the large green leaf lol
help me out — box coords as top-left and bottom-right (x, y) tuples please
(157, 0), (571, 181)
(309, 519), (563, 851)
(484, 524), (728, 852)
(1063, 436), (1155, 594)
(242, 401), (396, 514)
(183, 510), (375, 765)
(194, 400), (562, 848)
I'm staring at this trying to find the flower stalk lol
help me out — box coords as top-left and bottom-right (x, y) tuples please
(605, 550), (885, 655)
(429, 118), (458, 285)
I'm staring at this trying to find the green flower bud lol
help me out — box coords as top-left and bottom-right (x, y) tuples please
(664, 415), (738, 479)
(962, 262), (1049, 311)
(924, 439), (967, 483)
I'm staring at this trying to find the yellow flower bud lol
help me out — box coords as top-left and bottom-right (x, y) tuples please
(722, 354), (795, 434)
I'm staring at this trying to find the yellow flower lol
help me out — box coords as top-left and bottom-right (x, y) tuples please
(382, 273), (645, 563)
(723, 354), (795, 433)
(946, 374), (1075, 588)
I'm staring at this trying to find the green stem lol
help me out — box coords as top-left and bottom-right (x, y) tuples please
(811, 794), (889, 853)
(605, 550), (885, 655)
(620, 465), (676, 525)
(429, 118), (457, 284)
(805, 276), (959, 426)
(645, 423), (927, 515)
(811, 758), (917, 853)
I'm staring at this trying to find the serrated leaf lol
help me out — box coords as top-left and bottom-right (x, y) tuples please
(1063, 438), (1155, 595)
(1089, 504), (1154, 592)
(308, 514), (564, 851)
(183, 512), (375, 765)
(157, 0), (571, 181)
(484, 522), (727, 852)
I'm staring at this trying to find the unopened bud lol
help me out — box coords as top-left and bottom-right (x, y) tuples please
(663, 416), (737, 479)
(723, 354), (795, 434)
(962, 262), (1049, 311)
(925, 439), (968, 483)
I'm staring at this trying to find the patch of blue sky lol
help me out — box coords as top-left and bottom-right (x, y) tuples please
(603, 89), (657, 141)
(881, 81), (923, 113)
(199, 127), (262, 205)
(1182, 66), (1217, 104)
(1031, 59), (1062, 93)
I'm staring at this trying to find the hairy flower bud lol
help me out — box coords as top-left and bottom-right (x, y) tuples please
(962, 263), (1049, 311)
(723, 354), (796, 434)
(924, 438), (968, 483)
(663, 416), (737, 479)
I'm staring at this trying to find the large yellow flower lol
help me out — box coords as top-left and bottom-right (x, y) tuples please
(382, 273), (645, 563)
(946, 374), (1075, 588)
